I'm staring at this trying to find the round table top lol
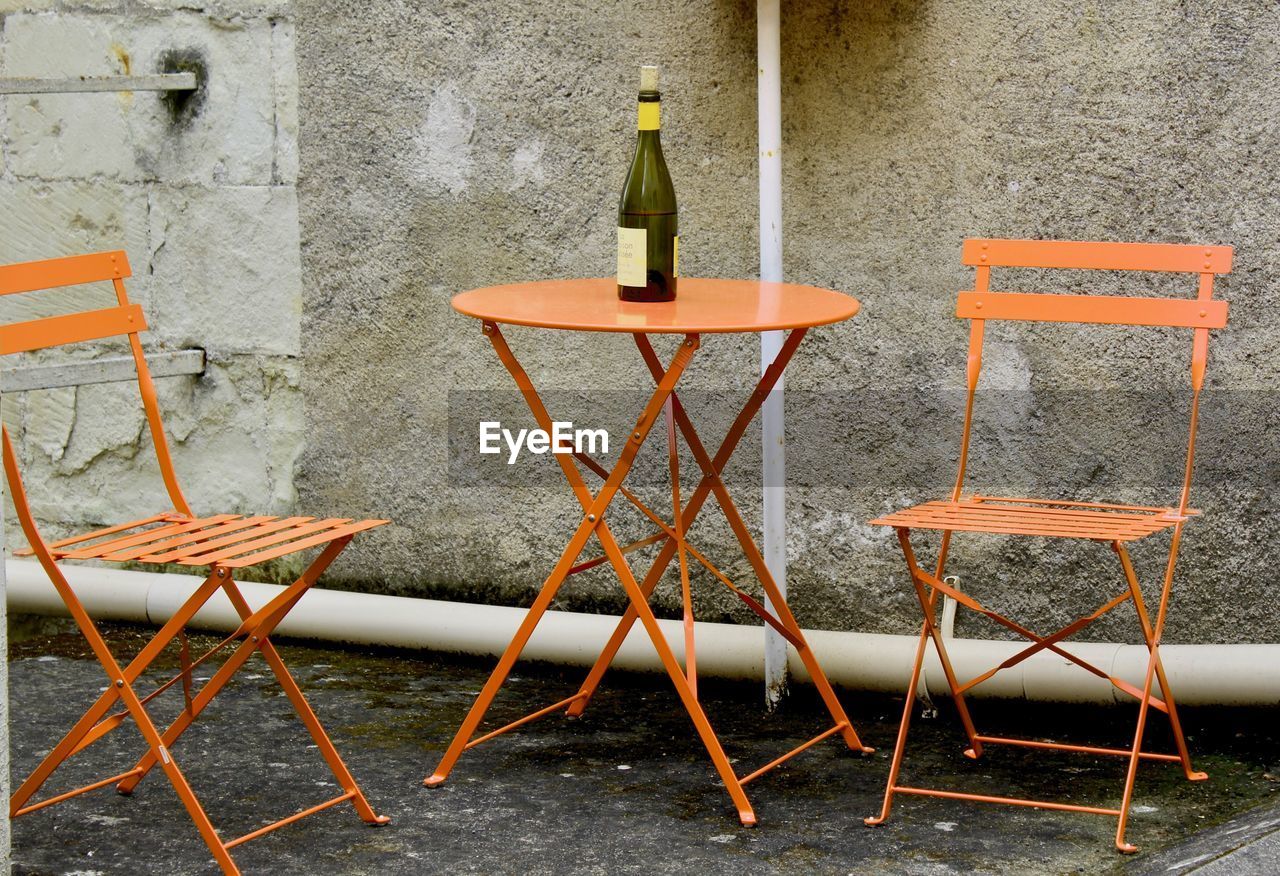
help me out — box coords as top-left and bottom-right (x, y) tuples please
(450, 277), (859, 334)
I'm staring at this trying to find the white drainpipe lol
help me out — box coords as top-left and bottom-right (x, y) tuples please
(757, 0), (789, 711)
(7, 560), (1278, 706)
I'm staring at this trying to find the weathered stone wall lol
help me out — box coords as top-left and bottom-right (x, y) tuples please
(2, 1), (1277, 651)
(0, 1), (303, 540)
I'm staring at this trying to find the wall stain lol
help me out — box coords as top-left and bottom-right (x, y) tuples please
(156, 47), (209, 130)
(111, 43), (134, 109)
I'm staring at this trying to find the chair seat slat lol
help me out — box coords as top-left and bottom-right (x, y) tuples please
(885, 511), (1151, 537)
(970, 495), (1200, 515)
(18, 513), (385, 568)
(175, 517), (354, 564)
(877, 519), (1146, 540)
(942, 500), (1171, 524)
(872, 499), (1182, 541)
(12, 512), (181, 556)
(875, 519), (1156, 541)
(138, 516), (316, 563)
(215, 519), (389, 568)
(101, 516), (281, 561)
(58, 515), (241, 560)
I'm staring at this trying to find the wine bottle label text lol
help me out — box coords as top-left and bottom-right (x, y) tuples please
(616, 226), (647, 287)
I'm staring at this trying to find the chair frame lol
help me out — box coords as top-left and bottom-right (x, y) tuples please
(1, 251), (389, 875)
(864, 238), (1232, 852)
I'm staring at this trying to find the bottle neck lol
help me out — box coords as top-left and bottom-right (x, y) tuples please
(637, 91), (660, 132)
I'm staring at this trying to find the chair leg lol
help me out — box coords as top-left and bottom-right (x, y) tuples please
(13, 568), (238, 873)
(1113, 540), (1204, 854)
(218, 577), (389, 825)
(1115, 629), (1162, 853)
(178, 628), (195, 714)
(118, 542), (348, 794)
(10, 570), (224, 815)
(1115, 544), (1206, 782)
(110, 669), (241, 874)
(866, 617), (932, 826)
(897, 528), (984, 758)
(867, 527), (985, 827)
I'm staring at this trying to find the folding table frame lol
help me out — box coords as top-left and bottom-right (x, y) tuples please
(1, 251), (389, 875)
(430, 278), (872, 826)
(865, 238), (1232, 852)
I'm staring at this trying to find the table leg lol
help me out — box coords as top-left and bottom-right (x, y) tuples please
(595, 520), (757, 825)
(570, 333), (866, 751)
(644, 333), (866, 751)
(567, 330), (806, 715)
(426, 325), (697, 788)
(664, 396), (697, 696)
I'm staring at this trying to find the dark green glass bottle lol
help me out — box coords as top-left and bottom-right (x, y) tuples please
(617, 65), (678, 302)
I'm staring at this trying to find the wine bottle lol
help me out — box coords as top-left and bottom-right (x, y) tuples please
(617, 65), (678, 302)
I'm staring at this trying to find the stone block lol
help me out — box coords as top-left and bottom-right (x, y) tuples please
(7, 353), (300, 526)
(1, 390), (23, 435)
(270, 18), (298, 184)
(0, 76), (6, 178)
(0, 179), (150, 317)
(61, 380), (146, 473)
(148, 184), (301, 356)
(157, 356), (303, 511)
(0, 1), (59, 12)
(3, 11), (276, 185)
(21, 386), (73, 462)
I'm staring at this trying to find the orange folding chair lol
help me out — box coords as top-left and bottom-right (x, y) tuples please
(1, 251), (390, 874)
(864, 238), (1231, 852)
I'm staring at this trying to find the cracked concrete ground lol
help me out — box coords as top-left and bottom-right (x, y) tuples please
(8, 622), (1279, 875)
(1137, 803), (1280, 875)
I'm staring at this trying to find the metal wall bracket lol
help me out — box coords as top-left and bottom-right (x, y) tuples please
(1, 349), (206, 393)
(0, 73), (197, 96)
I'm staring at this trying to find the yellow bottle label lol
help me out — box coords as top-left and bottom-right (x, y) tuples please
(673, 235), (679, 277)
(617, 226), (647, 287)
(638, 102), (660, 131)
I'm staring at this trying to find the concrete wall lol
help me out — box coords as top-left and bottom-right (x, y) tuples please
(2, 1), (1277, 649)
(294, 0), (1279, 646)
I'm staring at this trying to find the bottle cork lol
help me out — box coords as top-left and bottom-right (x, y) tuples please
(640, 65), (659, 92)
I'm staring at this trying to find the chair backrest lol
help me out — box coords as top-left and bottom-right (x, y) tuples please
(0, 251), (192, 516)
(950, 238), (1232, 512)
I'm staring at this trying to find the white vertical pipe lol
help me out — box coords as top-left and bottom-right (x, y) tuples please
(757, 0), (788, 709)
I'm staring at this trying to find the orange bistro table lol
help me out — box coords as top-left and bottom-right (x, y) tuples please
(427, 277), (872, 825)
